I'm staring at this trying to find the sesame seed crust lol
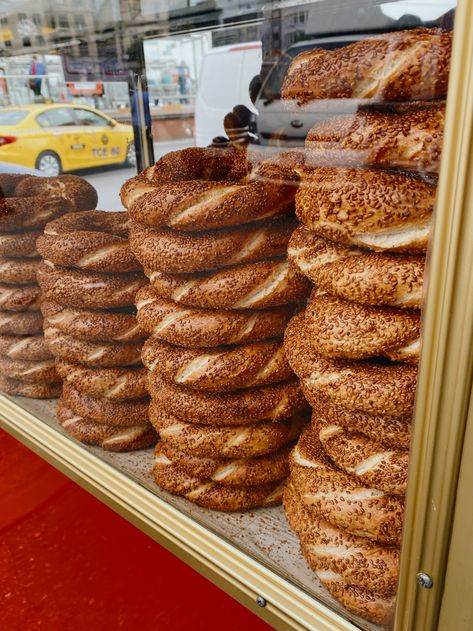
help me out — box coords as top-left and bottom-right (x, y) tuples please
(0, 356), (58, 383)
(0, 310), (42, 335)
(15, 175), (98, 211)
(0, 374), (61, 398)
(0, 258), (40, 285)
(0, 334), (51, 361)
(0, 283), (41, 312)
(0, 230), (40, 259)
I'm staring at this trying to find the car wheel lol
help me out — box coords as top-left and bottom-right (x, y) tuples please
(124, 142), (136, 168)
(35, 151), (62, 176)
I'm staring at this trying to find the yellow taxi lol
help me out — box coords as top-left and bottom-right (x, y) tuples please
(0, 104), (135, 175)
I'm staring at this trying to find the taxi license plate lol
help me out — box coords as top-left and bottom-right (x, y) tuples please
(91, 147), (121, 158)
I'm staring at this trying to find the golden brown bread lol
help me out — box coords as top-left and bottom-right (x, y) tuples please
(150, 402), (306, 458)
(148, 375), (308, 426)
(0, 310), (43, 335)
(0, 374), (61, 398)
(0, 258), (40, 285)
(0, 356), (58, 383)
(288, 228), (425, 308)
(0, 231), (40, 258)
(37, 211), (140, 273)
(129, 217), (296, 274)
(136, 287), (296, 347)
(142, 337), (293, 392)
(284, 312), (417, 417)
(282, 27), (451, 105)
(148, 259), (310, 310)
(57, 400), (156, 451)
(290, 425), (404, 545)
(304, 292), (420, 362)
(305, 107), (444, 173)
(0, 334), (51, 361)
(15, 174), (98, 211)
(0, 284), (41, 312)
(0, 196), (71, 232)
(295, 167), (435, 251)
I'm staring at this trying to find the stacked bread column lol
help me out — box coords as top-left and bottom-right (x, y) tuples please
(36, 210), (157, 451)
(0, 174), (97, 399)
(282, 105), (445, 624)
(121, 147), (311, 511)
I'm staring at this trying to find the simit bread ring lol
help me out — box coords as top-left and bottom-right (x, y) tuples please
(0, 310), (42, 335)
(150, 402), (306, 458)
(284, 482), (399, 595)
(290, 425), (404, 545)
(0, 258), (39, 284)
(304, 292), (420, 363)
(0, 196), (71, 232)
(285, 312), (417, 417)
(311, 395), (411, 450)
(148, 259), (310, 310)
(0, 374), (61, 398)
(153, 447), (285, 511)
(37, 263), (146, 309)
(44, 325), (142, 367)
(57, 400), (156, 451)
(37, 211), (140, 273)
(142, 337), (293, 392)
(0, 284), (41, 311)
(136, 287), (296, 347)
(0, 231), (40, 258)
(62, 383), (149, 427)
(15, 174), (98, 210)
(0, 334), (51, 361)
(41, 301), (144, 342)
(296, 168), (435, 252)
(159, 441), (291, 486)
(56, 360), (147, 400)
(0, 173), (28, 196)
(148, 376), (308, 426)
(281, 27), (451, 105)
(129, 216), (297, 273)
(288, 228), (425, 308)
(317, 416), (408, 496)
(305, 106), (444, 173)
(0, 356), (58, 383)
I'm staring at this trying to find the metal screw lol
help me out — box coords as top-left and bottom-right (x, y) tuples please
(417, 572), (434, 589)
(256, 596), (267, 607)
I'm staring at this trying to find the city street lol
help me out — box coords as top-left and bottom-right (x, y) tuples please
(83, 138), (193, 210)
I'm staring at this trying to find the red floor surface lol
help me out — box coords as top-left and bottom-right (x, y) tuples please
(0, 429), (273, 631)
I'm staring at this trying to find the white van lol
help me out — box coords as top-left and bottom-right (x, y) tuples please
(194, 42), (262, 147)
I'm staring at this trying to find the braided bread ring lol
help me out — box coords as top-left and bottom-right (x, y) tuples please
(15, 175), (98, 210)
(142, 337), (292, 392)
(0, 311), (42, 335)
(41, 302), (144, 342)
(284, 483), (399, 595)
(290, 426), (404, 544)
(305, 106), (444, 174)
(153, 448), (285, 511)
(317, 417), (408, 496)
(0, 258), (39, 285)
(0, 231), (40, 258)
(136, 288), (295, 347)
(296, 167), (435, 252)
(0, 334), (51, 361)
(150, 402), (306, 458)
(37, 211), (140, 273)
(0, 356), (58, 383)
(311, 395), (411, 450)
(149, 376), (307, 426)
(0, 196), (71, 232)
(149, 260), (310, 310)
(44, 326), (142, 367)
(56, 360), (147, 400)
(129, 217), (296, 274)
(0, 173), (28, 196)
(288, 228), (425, 308)
(159, 441), (290, 486)
(285, 313), (417, 417)
(305, 292), (420, 363)
(0, 284), (41, 311)
(57, 400), (156, 452)
(0, 374), (61, 399)
(37, 263), (145, 309)
(62, 384), (149, 427)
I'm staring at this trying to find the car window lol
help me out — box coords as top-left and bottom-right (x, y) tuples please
(74, 108), (109, 126)
(36, 108), (77, 128)
(0, 111), (28, 125)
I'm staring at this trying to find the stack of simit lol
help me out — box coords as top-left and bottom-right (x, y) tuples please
(0, 174), (97, 399)
(281, 27), (452, 624)
(121, 146), (311, 511)
(37, 210), (157, 451)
